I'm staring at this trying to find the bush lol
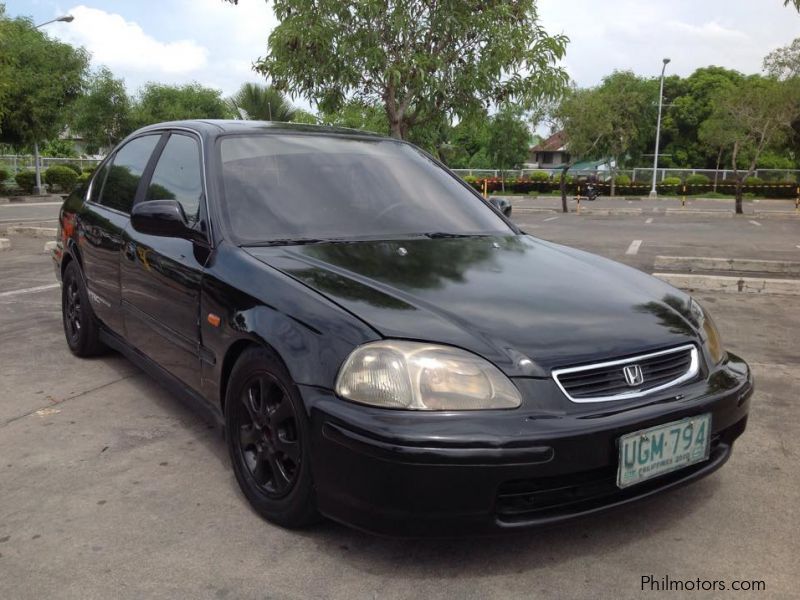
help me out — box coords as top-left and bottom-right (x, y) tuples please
(530, 171), (551, 181)
(744, 176), (763, 185)
(0, 167), (10, 192)
(685, 174), (710, 185)
(44, 165), (78, 192)
(58, 163), (83, 175)
(614, 174), (631, 186)
(82, 166), (96, 175)
(77, 172), (92, 185)
(15, 170), (37, 193)
(462, 175), (478, 183)
(662, 176), (682, 186)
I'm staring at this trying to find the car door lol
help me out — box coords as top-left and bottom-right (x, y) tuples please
(120, 131), (210, 390)
(78, 134), (162, 334)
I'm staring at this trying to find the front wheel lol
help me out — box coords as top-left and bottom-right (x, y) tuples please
(62, 260), (106, 357)
(225, 346), (319, 528)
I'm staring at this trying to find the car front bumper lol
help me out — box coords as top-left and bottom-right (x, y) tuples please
(301, 354), (753, 537)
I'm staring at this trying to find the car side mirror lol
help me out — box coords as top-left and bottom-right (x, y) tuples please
(131, 199), (193, 239)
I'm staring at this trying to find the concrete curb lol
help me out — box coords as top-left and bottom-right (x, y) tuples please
(43, 241), (58, 253)
(654, 256), (800, 276)
(578, 208), (643, 216)
(2, 225), (57, 238)
(754, 210), (800, 219)
(664, 208), (734, 217)
(0, 237), (10, 251)
(513, 207), (562, 214)
(653, 273), (800, 296)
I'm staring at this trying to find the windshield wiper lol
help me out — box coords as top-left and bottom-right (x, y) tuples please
(244, 238), (330, 247)
(421, 232), (491, 239)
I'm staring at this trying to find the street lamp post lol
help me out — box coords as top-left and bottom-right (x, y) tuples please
(35, 14), (74, 28)
(649, 57), (671, 199)
(31, 14), (74, 195)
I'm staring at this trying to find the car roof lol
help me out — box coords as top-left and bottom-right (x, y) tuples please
(133, 119), (387, 140)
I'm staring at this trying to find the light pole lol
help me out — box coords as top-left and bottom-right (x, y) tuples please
(649, 57), (671, 198)
(31, 14), (74, 195)
(35, 14), (74, 28)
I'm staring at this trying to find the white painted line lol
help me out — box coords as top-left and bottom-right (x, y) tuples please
(0, 283), (59, 298)
(0, 201), (62, 207)
(645, 217), (654, 224)
(626, 240), (643, 255)
(543, 216), (559, 222)
(748, 220), (762, 227)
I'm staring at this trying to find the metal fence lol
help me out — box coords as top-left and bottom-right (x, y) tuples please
(451, 167), (800, 183)
(0, 155), (102, 175)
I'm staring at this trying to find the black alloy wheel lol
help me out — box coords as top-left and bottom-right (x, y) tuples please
(225, 346), (318, 528)
(235, 373), (301, 498)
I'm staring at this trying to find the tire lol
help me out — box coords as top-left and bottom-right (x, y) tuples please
(224, 346), (319, 528)
(62, 260), (106, 357)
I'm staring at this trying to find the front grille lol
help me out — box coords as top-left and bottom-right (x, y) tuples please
(552, 344), (699, 403)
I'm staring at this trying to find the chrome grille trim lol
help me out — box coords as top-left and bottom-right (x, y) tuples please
(552, 344), (700, 403)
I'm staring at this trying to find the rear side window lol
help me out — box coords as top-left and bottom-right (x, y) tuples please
(89, 162), (110, 204)
(145, 134), (203, 223)
(99, 135), (160, 213)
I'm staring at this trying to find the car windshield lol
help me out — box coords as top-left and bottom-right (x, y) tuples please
(217, 133), (513, 245)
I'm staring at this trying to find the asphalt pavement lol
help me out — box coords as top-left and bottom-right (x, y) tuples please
(0, 215), (798, 599)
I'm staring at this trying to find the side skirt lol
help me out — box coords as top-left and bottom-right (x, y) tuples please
(99, 327), (224, 429)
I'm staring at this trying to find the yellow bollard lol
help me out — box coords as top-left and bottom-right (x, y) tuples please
(577, 196), (581, 215)
(681, 184), (687, 208)
(576, 185), (581, 214)
(482, 178), (488, 199)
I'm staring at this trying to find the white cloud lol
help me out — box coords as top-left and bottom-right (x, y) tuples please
(52, 5), (207, 75)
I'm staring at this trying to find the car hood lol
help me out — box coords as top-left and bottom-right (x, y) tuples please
(245, 235), (700, 377)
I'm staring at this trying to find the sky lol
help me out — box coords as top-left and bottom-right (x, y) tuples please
(6, 0), (800, 109)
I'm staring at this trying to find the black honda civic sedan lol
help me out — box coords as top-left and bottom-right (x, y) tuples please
(53, 120), (752, 536)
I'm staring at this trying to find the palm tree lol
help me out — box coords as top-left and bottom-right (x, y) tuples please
(227, 83), (296, 122)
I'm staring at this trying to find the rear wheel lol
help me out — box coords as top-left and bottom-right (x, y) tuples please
(225, 346), (318, 528)
(62, 260), (106, 357)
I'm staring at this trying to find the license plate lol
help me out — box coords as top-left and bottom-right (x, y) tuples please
(617, 414), (711, 488)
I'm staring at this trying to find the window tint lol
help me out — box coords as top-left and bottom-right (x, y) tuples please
(145, 134), (203, 222)
(89, 161), (110, 204)
(99, 135), (160, 213)
(219, 134), (512, 244)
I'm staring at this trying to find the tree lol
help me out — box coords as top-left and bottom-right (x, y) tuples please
(319, 100), (388, 133)
(130, 83), (230, 129)
(255, 0), (568, 140)
(553, 88), (610, 212)
(487, 106), (530, 191)
(764, 38), (800, 80)
(701, 77), (798, 213)
(0, 11), (89, 191)
(446, 111), (491, 169)
(72, 67), (132, 154)
(227, 82), (296, 121)
(785, 1), (800, 12)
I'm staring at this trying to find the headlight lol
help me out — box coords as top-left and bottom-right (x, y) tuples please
(335, 341), (522, 410)
(689, 298), (725, 364)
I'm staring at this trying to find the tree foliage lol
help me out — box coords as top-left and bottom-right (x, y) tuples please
(130, 83), (231, 129)
(0, 11), (89, 147)
(227, 82), (296, 121)
(700, 76), (798, 212)
(487, 106), (531, 185)
(764, 38), (800, 80)
(255, 0), (568, 139)
(72, 67), (132, 154)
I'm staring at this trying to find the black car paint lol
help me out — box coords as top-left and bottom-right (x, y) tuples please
(54, 120), (752, 535)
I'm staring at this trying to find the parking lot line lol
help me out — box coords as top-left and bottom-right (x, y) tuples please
(0, 202), (62, 207)
(0, 283), (59, 298)
(645, 217), (654, 224)
(749, 220), (762, 227)
(626, 239), (643, 255)
(543, 216), (559, 222)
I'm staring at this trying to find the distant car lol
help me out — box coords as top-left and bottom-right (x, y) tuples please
(54, 120), (751, 536)
(488, 195), (512, 216)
